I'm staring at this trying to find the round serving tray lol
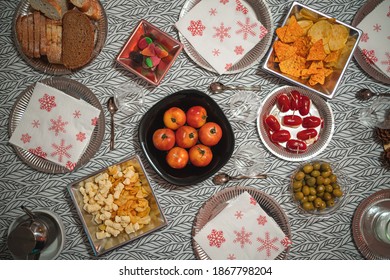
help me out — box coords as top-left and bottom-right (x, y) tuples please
(352, 189), (390, 260)
(8, 77), (105, 173)
(12, 0), (108, 75)
(352, 0), (390, 85)
(192, 186), (291, 260)
(178, 0), (273, 74)
(257, 86), (334, 162)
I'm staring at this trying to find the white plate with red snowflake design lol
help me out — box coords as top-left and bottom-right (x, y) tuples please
(8, 77), (105, 173)
(192, 186), (291, 260)
(257, 85), (334, 162)
(352, 0), (390, 85)
(178, 0), (273, 74)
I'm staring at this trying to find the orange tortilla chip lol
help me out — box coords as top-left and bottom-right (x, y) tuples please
(276, 26), (287, 41)
(324, 68), (333, 77)
(324, 49), (341, 63)
(274, 40), (297, 62)
(279, 55), (306, 77)
(308, 69), (326, 85)
(283, 16), (305, 43)
(300, 68), (310, 79)
(307, 61), (324, 75)
(292, 36), (311, 58)
(307, 39), (326, 61)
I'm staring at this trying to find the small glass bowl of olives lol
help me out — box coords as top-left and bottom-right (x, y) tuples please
(290, 160), (348, 216)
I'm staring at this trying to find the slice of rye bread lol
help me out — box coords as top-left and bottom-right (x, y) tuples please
(46, 19), (62, 64)
(62, 10), (94, 69)
(29, 0), (62, 20)
(33, 11), (41, 58)
(27, 14), (34, 58)
(40, 14), (47, 55)
(21, 16), (29, 56)
(16, 15), (23, 44)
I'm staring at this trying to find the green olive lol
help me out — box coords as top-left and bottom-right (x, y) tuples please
(308, 195), (316, 202)
(333, 189), (343, 197)
(294, 192), (304, 200)
(316, 185), (325, 193)
(332, 183), (340, 189)
(326, 199), (335, 207)
(300, 196), (308, 203)
(321, 171), (331, 178)
(309, 187), (317, 196)
(317, 192), (324, 198)
(318, 201), (327, 210)
(303, 164), (314, 174)
(323, 178), (331, 185)
(302, 186), (310, 196)
(320, 163), (331, 172)
(325, 185), (333, 193)
(316, 176), (325, 185)
(306, 177), (316, 187)
(293, 180), (303, 189)
(314, 197), (323, 208)
(302, 201), (314, 211)
(313, 162), (321, 170)
(295, 171), (305, 181)
(329, 174), (337, 183)
(311, 170), (321, 178)
(323, 192), (332, 201)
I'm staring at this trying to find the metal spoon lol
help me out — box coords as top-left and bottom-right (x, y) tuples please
(212, 173), (267, 185)
(107, 97), (118, 150)
(355, 88), (390, 101)
(209, 82), (261, 94)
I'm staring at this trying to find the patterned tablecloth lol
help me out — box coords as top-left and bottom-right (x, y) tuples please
(0, 0), (389, 260)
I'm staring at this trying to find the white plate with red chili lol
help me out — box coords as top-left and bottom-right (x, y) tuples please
(256, 86), (334, 162)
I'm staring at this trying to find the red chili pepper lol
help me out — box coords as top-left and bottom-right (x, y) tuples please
(271, 130), (291, 143)
(282, 115), (302, 127)
(265, 115), (281, 132)
(297, 128), (318, 140)
(290, 90), (302, 111)
(277, 94), (290, 112)
(299, 95), (311, 116)
(302, 116), (321, 128)
(286, 139), (307, 153)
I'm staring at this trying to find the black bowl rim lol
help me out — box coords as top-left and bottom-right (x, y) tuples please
(138, 89), (235, 186)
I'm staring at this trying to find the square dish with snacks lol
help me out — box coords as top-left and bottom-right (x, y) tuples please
(67, 155), (167, 256)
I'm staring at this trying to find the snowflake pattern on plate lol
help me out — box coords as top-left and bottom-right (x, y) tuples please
(209, 8), (217, 16)
(236, 17), (257, 40)
(259, 25), (268, 39)
(233, 226), (252, 248)
(381, 52), (390, 73)
(28, 146), (47, 158)
(51, 139), (72, 163)
(362, 49), (378, 64)
(227, 254), (236, 260)
(76, 132), (86, 142)
(188, 20), (206, 36)
(213, 23), (231, 42)
(256, 231), (279, 257)
(235, 210), (243, 219)
(234, 45), (244, 55)
(280, 236), (292, 248)
(220, 0), (229, 5)
(73, 110), (81, 118)
(257, 215), (267, 226)
(49, 116), (68, 136)
(32, 120), (40, 128)
(361, 32), (369, 42)
(91, 117), (99, 126)
(207, 229), (226, 248)
(66, 161), (77, 171)
(20, 133), (31, 144)
(212, 49), (220, 56)
(225, 63), (232, 70)
(235, 0), (248, 15)
(373, 23), (381, 32)
(38, 93), (56, 112)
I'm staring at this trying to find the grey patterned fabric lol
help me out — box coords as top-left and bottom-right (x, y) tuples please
(0, 0), (389, 260)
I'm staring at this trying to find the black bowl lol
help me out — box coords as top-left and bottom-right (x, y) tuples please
(139, 89), (234, 186)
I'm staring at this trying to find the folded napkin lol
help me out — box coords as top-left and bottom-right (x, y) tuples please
(9, 82), (101, 171)
(356, 0), (390, 78)
(194, 191), (291, 260)
(175, 0), (268, 74)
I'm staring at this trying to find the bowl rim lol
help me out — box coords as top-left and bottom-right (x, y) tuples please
(138, 89), (235, 186)
(290, 158), (350, 218)
(262, 1), (363, 100)
(115, 19), (184, 86)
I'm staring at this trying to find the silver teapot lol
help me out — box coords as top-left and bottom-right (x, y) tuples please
(7, 206), (57, 260)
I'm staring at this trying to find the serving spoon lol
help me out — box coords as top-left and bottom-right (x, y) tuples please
(355, 88), (390, 101)
(212, 173), (267, 185)
(107, 97), (118, 150)
(209, 82), (262, 94)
